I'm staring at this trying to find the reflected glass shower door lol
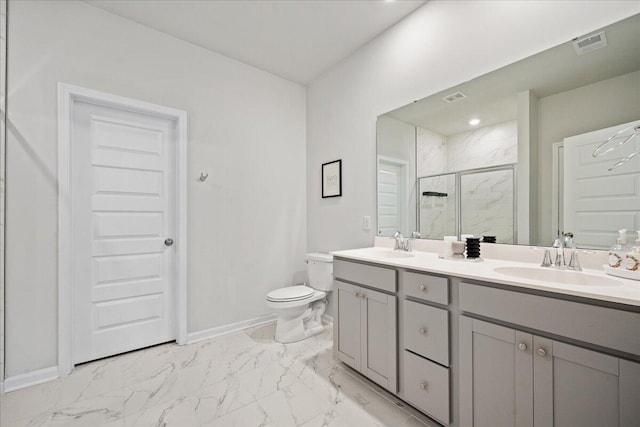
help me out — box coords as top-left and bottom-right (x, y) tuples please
(460, 167), (515, 244)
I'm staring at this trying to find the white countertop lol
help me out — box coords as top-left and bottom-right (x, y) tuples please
(331, 246), (640, 308)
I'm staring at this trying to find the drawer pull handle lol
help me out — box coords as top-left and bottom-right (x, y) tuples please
(419, 285), (426, 291)
(518, 343), (527, 351)
(419, 327), (427, 335)
(536, 348), (547, 357)
(419, 382), (428, 390)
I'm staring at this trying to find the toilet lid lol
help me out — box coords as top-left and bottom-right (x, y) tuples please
(267, 285), (315, 302)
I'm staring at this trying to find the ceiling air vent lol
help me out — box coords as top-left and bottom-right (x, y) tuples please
(573, 31), (607, 55)
(443, 91), (466, 103)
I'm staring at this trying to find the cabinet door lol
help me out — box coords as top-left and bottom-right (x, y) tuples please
(459, 317), (533, 427)
(361, 286), (397, 393)
(533, 337), (640, 427)
(335, 280), (361, 370)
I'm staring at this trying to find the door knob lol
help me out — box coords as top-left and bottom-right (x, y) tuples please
(164, 238), (174, 246)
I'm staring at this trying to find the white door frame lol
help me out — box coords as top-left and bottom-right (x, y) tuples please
(551, 141), (564, 238)
(57, 83), (188, 376)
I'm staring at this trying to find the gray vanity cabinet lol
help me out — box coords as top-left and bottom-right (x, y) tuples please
(460, 316), (640, 427)
(333, 260), (398, 393)
(400, 271), (451, 425)
(332, 255), (640, 427)
(459, 317), (532, 427)
(533, 336), (640, 427)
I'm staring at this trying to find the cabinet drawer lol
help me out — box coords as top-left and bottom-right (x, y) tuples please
(333, 259), (396, 293)
(403, 271), (448, 305)
(404, 300), (449, 366)
(459, 282), (640, 357)
(403, 350), (450, 425)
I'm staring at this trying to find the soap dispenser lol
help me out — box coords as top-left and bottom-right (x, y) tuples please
(625, 230), (640, 272)
(608, 229), (629, 268)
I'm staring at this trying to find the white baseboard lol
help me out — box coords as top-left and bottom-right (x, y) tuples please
(186, 313), (277, 345)
(3, 366), (58, 393)
(322, 313), (334, 325)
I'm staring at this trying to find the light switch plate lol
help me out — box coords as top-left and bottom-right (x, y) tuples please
(363, 215), (371, 231)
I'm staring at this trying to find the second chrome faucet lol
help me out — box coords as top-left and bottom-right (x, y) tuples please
(542, 232), (584, 271)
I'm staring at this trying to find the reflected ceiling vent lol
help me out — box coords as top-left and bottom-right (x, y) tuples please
(443, 91), (466, 103)
(573, 31), (607, 55)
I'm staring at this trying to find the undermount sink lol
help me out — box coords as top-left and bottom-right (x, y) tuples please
(383, 251), (415, 259)
(364, 248), (415, 259)
(493, 266), (622, 287)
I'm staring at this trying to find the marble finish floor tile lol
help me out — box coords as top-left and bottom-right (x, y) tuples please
(1, 323), (436, 427)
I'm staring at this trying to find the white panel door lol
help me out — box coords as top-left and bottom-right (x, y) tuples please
(72, 101), (176, 364)
(564, 120), (640, 249)
(378, 161), (403, 236)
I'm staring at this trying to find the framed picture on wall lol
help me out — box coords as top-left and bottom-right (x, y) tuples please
(322, 159), (342, 198)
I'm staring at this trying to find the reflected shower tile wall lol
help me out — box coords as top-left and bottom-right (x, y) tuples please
(419, 175), (456, 239)
(417, 121), (517, 241)
(446, 121), (517, 172)
(460, 169), (514, 244)
(416, 128), (446, 177)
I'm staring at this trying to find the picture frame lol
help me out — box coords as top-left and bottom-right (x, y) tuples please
(322, 159), (342, 198)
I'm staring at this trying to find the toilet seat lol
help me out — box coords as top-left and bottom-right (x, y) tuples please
(267, 285), (315, 303)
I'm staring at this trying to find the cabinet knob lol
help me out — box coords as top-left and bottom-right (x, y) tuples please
(518, 342), (527, 351)
(536, 348), (547, 357)
(419, 327), (427, 335)
(354, 292), (361, 298)
(419, 382), (428, 390)
(360, 292), (366, 299)
(419, 285), (426, 291)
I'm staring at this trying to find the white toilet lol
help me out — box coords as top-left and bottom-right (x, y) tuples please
(266, 253), (333, 343)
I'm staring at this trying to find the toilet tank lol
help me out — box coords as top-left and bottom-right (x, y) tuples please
(306, 253), (333, 291)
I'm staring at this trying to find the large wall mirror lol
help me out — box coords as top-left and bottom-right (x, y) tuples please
(377, 13), (640, 249)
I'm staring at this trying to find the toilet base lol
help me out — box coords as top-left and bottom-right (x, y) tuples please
(274, 298), (327, 343)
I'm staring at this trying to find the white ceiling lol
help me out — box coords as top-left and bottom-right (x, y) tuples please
(85, 0), (426, 84)
(386, 13), (640, 136)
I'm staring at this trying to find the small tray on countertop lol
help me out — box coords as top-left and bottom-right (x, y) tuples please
(603, 265), (640, 281)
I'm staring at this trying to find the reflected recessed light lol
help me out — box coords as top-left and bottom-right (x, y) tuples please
(469, 118), (480, 126)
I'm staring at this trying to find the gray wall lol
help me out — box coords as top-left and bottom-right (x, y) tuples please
(0, 0), (6, 386)
(5, 1), (306, 378)
(306, 0), (640, 254)
(537, 70), (640, 244)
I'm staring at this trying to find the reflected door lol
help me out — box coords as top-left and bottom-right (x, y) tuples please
(377, 158), (406, 236)
(564, 121), (640, 249)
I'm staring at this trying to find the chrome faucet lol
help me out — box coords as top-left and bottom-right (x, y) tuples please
(548, 232), (577, 269)
(393, 231), (406, 251)
(393, 231), (422, 252)
(552, 234), (566, 267)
